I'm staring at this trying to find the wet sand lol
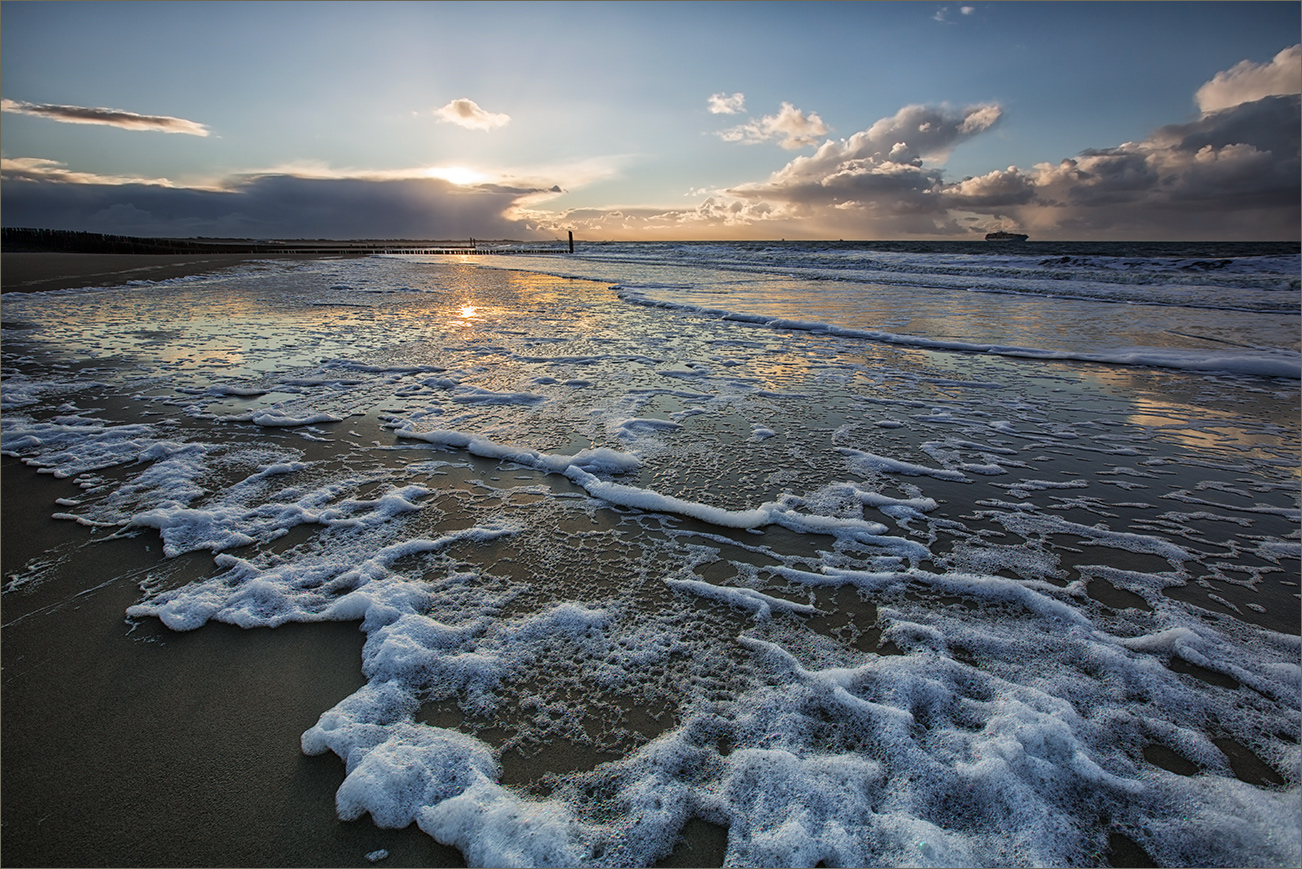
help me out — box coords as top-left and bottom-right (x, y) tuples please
(1, 251), (337, 295)
(0, 455), (466, 868)
(0, 254), (463, 865)
(0, 264), (730, 867)
(0, 459), (728, 868)
(3, 252), (1294, 867)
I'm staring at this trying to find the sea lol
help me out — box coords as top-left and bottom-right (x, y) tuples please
(2, 240), (1299, 867)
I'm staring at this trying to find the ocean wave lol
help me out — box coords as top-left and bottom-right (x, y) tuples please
(614, 286), (1302, 379)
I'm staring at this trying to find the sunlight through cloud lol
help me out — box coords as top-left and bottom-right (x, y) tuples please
(424, 166), (488, 186)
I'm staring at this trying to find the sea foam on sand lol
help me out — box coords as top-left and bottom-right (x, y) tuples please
(3, 253), (1298, 867)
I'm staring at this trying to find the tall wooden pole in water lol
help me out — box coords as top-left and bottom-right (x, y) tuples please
(568, 231), (574, 254)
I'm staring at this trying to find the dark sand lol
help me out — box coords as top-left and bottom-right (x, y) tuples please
(1, 251), (464, 866)
(1, 251), (333, 295)
(0, 454), (466, 867)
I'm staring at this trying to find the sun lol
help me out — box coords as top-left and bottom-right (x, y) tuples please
(425, 165), (485, 186)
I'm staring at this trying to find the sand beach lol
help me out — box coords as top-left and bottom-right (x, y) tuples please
(1, 252), (331, 295)
(2, 245), (1297, 867)
(1, 252), (467, 866)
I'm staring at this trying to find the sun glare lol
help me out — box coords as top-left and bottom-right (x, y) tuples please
(426, 166), (485, 186)
(459, 304), (478, 318)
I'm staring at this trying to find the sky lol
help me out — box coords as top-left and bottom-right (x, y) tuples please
(1, 1), (1298, 241)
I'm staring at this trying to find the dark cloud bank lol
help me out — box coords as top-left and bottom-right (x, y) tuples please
(0, 175), (546, 240)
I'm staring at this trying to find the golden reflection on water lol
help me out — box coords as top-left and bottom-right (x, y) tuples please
(1082, 366), (1297, 458)
(1130, 399), (1288, 454)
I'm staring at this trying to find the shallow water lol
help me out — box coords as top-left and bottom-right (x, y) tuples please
(2, 246), (1299, 867)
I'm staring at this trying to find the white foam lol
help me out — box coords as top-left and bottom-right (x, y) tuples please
(991, 511), (1194, 563)
(665, 577), (815, 618)
(450, 387), (548, 407)
(247, 410), (345, 427)
(615, 417), (683, 436)
(419, 782), (590, 867)
(393, 428), (642, 476)
(837, 447), (970, 482)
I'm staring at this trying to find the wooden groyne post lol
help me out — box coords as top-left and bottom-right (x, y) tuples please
(568, 231), (574, 254)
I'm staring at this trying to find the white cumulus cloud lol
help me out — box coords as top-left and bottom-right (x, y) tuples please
(1195, 44), (1301, 113)
(434, 98), (510, 131)
(718, 102), (831, 149)
(708, 92), (746, 114)
(759, 103), (1001, 186)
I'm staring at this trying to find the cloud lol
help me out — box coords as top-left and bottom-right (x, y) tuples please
(0, 99), (210, 135)
(7, 47), (1295, 243)
(708, 92), (746, 114)
(526, 104), (1009, 238)
(491, 155), (632, 192)
(1, 156), (182, 187)
(943, 167), (1036, 209)
(0, 170), (551, 239)
(526, 64), (1298, 242)
(0, 148), (632, 240)
(516, 197), (785, 240)
(934, 6), (975, 23)
(1002, 94), (1300, 234)
(1195, 44), (1301, 113)
(728, 103), (1002, 204)
(939, 48), (1300, 239)
(718, 102), (831, 149)
(434, 98), (510, 131)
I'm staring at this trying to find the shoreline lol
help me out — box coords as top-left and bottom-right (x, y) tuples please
(1, 251), (344, 295)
